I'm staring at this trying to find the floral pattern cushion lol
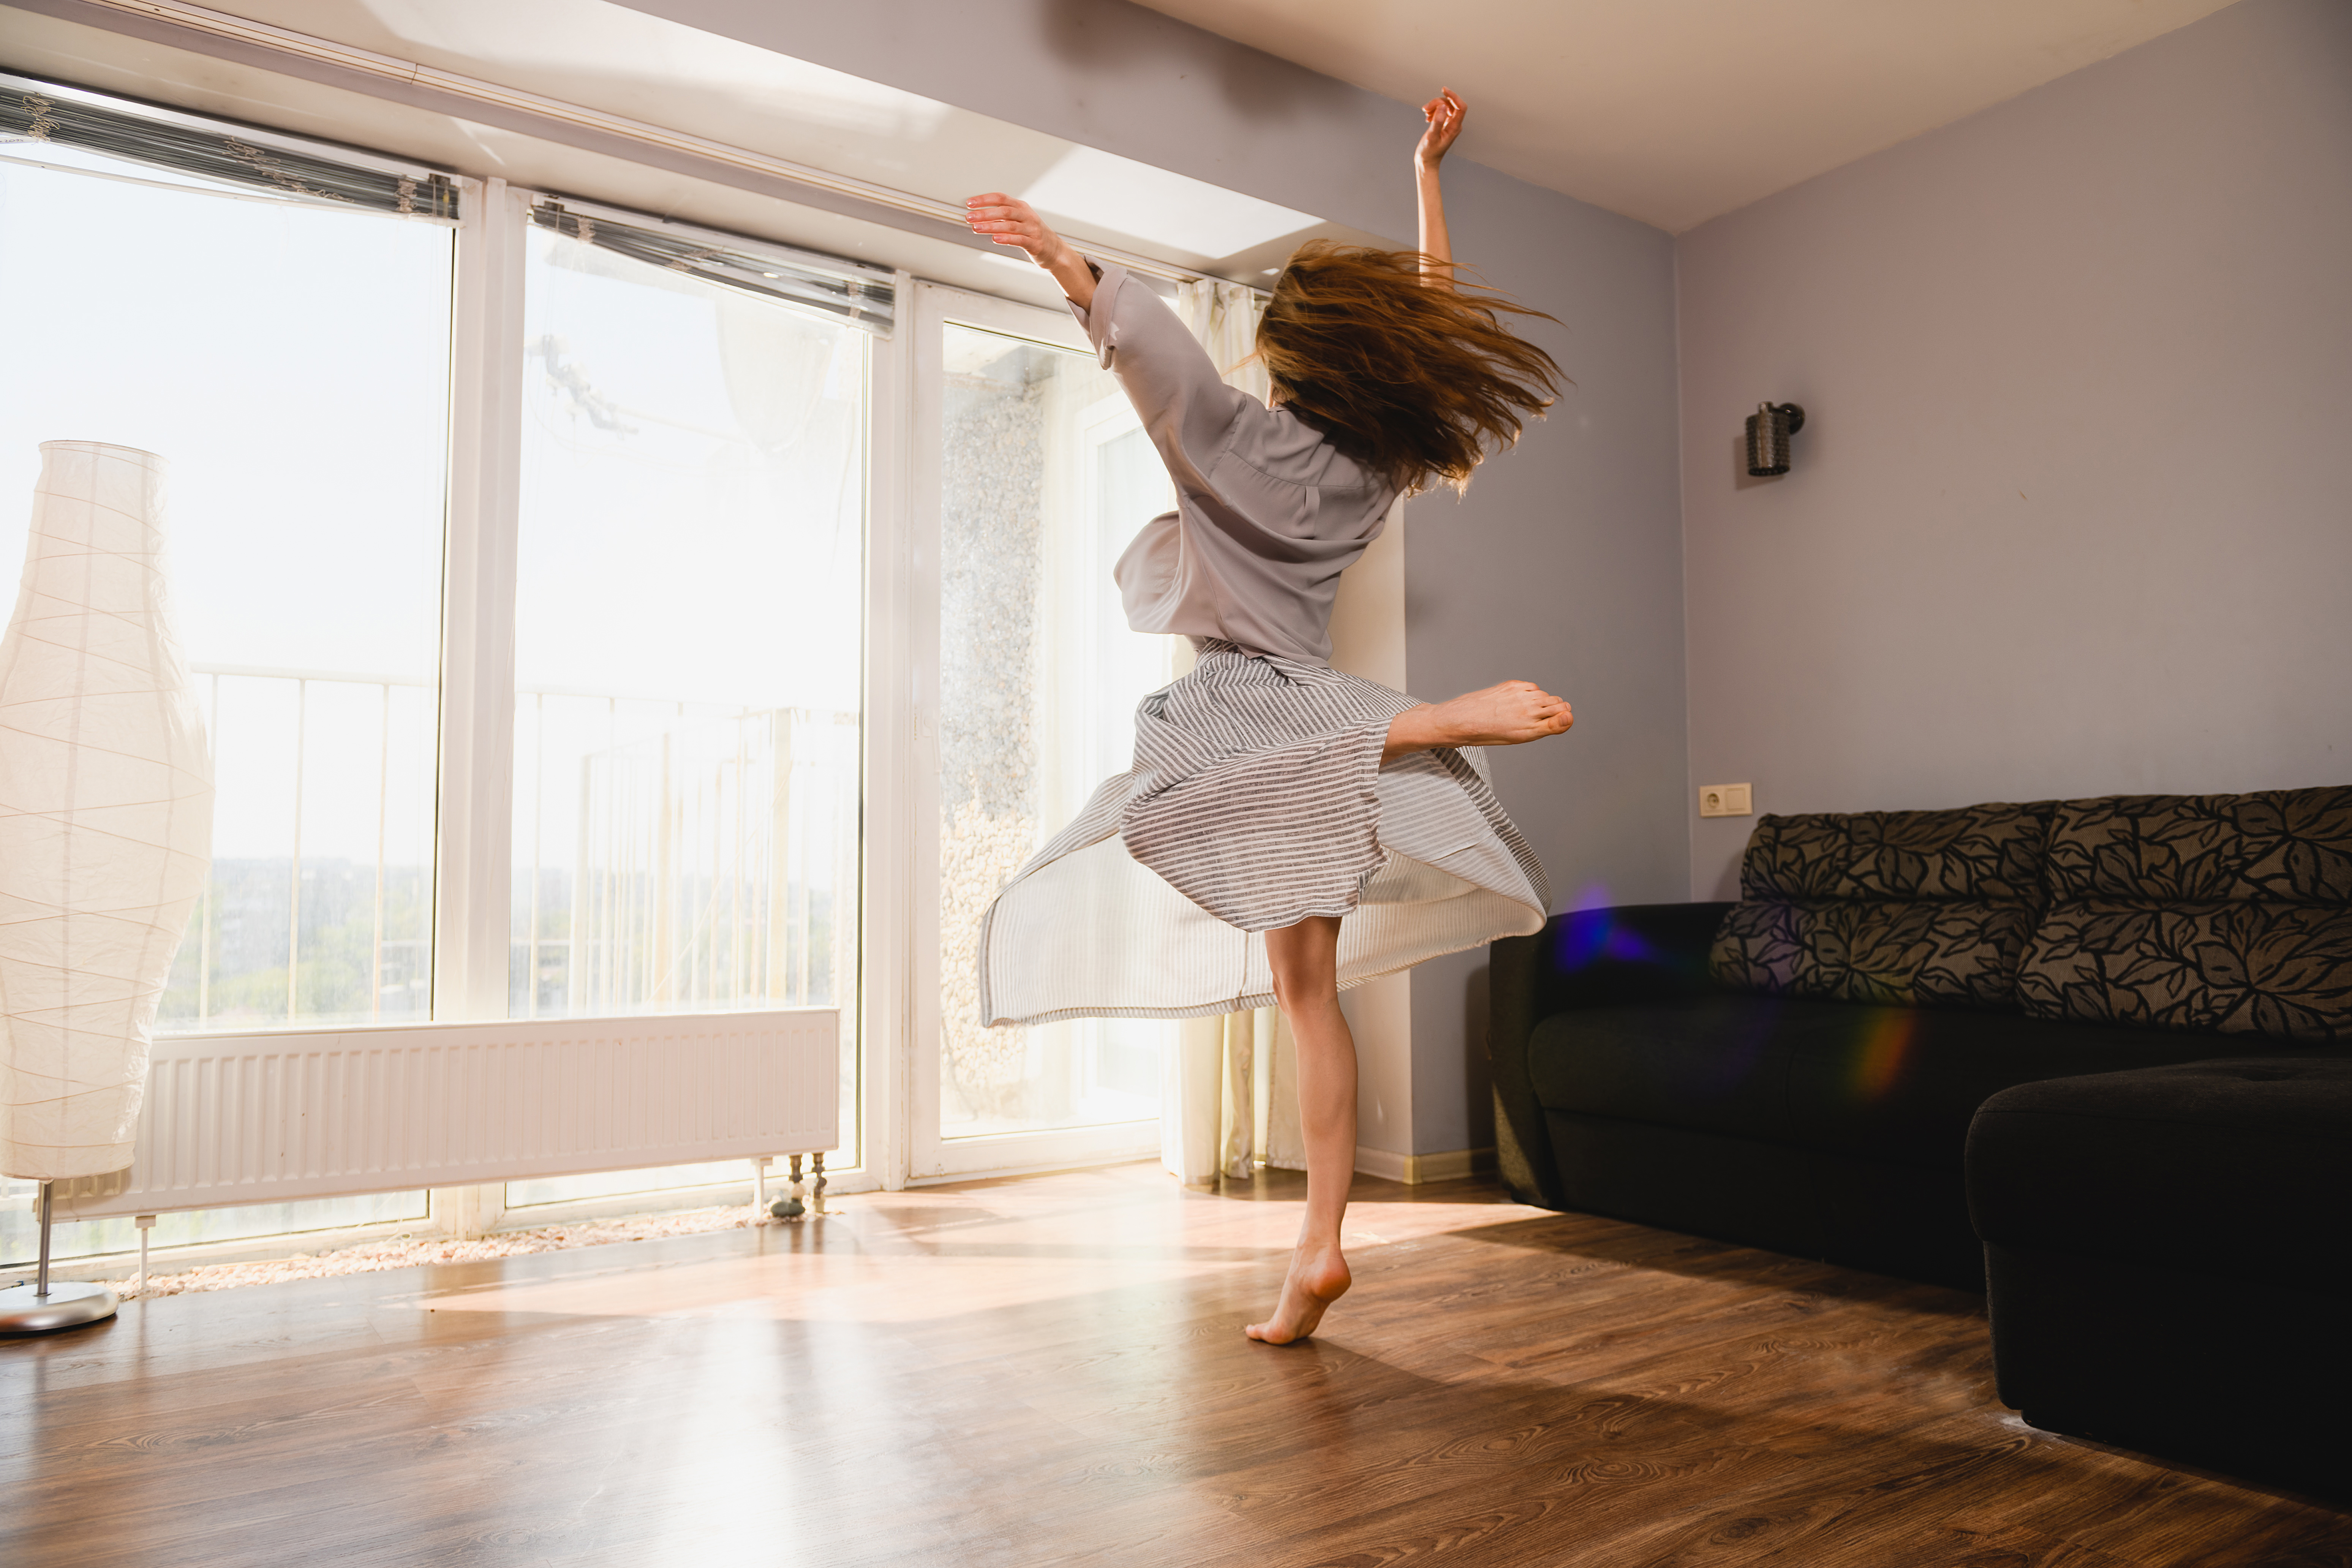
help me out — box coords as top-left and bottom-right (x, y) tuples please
(1710, 900), (1801, 994)
(2018, 787), (2352, 1043)
(1739, 801), (2056, 903)
(1713, 803), (2056, 1009)
(2017, 903), (2352, 1042)
(1799, 900), (2039, 1009)
(2041, 788), (2352, 903)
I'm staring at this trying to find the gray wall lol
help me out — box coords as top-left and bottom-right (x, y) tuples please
(1405, 186), (1684, 1153)
(1679, 0), (2352, 899)
(618, 0), (1690, 1155)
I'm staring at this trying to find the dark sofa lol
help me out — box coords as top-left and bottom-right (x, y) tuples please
(1490, 787), (2352, 1495)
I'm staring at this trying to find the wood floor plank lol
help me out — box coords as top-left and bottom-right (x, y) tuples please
(5, 1163), (2344, 1566)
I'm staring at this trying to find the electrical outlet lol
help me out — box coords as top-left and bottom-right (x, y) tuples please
(1699, 783), (1753, 818)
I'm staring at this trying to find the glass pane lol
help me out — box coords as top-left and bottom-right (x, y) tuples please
(937, 323), (1176, 1141)
(510, 223), (866, 1197)
(0, 155), (448, 1246)
(0, 155), (451, 1037)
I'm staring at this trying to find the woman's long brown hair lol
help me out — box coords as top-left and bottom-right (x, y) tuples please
(1255, 242), (1563, 496)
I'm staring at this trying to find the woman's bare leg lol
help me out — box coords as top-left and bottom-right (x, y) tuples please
(1247, 914), (1355, 1344)
(1242, 690), (1571, 1344)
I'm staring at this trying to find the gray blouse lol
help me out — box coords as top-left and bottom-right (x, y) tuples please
(1069, 263), (1396, 667)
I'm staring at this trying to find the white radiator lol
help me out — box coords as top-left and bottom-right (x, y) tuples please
(49, 1009), (838, 1221)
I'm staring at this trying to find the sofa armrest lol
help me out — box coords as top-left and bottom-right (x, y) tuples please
(1489, 902), (1733, 1209)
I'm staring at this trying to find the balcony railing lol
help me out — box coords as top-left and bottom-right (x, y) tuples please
(514, 689), (860, 1019)
(164, 665), (858, 1032)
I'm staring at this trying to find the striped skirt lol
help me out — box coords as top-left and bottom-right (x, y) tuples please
(976, 641), (1551, 1026)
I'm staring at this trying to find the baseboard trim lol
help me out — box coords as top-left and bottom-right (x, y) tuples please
(1353, 1146), (1497, 1185)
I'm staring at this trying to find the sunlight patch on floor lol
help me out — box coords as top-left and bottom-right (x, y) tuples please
(412, 1243), (1248, 1321)
(405, 1187), (1545, 1322)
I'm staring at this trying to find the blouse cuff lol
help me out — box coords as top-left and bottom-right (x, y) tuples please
(1065, 260), (1126, 367)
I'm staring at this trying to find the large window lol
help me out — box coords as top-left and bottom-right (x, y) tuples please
(0, 118), (452, 1261)
(504, 213), (869, 1203)
(2, 75), (1243, 1261)
(910, 285), (1178, 1179)
(936, 324), (1168, 1138)
(0, 146), (452, 1029)
(510, 218), (865, 1024)
(0, 87), (879, 1264)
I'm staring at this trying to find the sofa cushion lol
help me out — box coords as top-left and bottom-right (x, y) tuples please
(1527, 996), (1818, 1143)
(2039, 787), (2352, 903)
(1528, 995), (2234, 1173)
(2018, 788), (2352, 1043)
(1738, 800), (2055, 902)
(1711, 801), (2055, 1008)
(1713, 897), (2037, 1009)
(1780, 1006), (2251, 1171)
(1968, 1055), (2352, 1293)
(2017, 901), (2352, 1042)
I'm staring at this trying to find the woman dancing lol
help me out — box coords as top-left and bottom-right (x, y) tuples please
(966, 89), (1573, 1344)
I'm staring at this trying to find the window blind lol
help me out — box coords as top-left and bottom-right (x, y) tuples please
(0, 74), (457, 220)
(531, 199), (895, 337)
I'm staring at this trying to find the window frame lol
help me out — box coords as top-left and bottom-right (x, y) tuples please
(902, 279), (1170, 1183)
(438, 175), (913, 1194)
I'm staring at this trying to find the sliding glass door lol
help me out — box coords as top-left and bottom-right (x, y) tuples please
(907, 283), (1178, 1179)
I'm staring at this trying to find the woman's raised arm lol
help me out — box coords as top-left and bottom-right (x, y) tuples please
(1415, 89), (1466, 290)
(965, 190), (1254, 501)
(965, 192), (1096, 310)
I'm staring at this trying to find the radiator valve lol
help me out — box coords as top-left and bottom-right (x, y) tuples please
(770, 1154), (809, 1220)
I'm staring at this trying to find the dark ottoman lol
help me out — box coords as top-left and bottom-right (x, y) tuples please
(1968, 1056), (2352, 1500)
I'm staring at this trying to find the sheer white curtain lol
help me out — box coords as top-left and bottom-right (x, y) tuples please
(1160, 278), (1306, 1185)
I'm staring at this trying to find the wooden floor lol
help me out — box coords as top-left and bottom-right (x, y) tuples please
(5, 1165), (2346, 1567)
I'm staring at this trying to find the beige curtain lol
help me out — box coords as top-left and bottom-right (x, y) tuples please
(1159, 278), (1305, 1185)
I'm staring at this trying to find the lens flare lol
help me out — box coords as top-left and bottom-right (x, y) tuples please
(1851, 1008), (1917, 1102)
(1553, 885), (1664, 971)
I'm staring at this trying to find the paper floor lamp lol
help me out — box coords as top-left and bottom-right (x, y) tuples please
(0, 443), (213, 1334)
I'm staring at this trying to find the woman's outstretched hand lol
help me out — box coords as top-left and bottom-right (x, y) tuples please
(966, 192), (1062, 264)
(1416, 89), (1466, 170)
(966, 192), (1096, 309)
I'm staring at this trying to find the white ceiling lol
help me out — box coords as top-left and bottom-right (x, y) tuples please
(1133, 0), (2245, 232)
(0, 0), (1373, 283)
(221, 0), (1331, 264)
(8, 0), (2247, 246)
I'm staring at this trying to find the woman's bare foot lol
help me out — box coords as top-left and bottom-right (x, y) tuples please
(1383, 680), (1571, 762)
(1245, 1243), (1352, 1344)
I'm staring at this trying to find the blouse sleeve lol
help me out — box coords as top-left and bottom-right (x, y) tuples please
(1065, 262), (1258, 497)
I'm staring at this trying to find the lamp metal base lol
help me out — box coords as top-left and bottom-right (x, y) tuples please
(0, 1280), (120, 1334)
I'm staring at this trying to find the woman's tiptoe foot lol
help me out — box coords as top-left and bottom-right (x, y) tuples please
(1246, 1245), (1351, 1344)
